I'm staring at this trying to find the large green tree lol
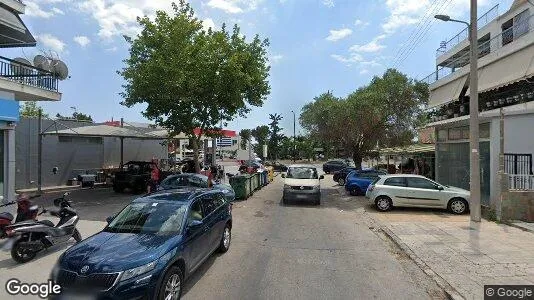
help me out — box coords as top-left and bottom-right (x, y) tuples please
(56, 112), (93, 122)
(120, 1), (270, 172)
(20, 101), (48, 118)
(239, 129), (251, 150)
(251, 125), (270, 159)
(300, 69), (428, 168)
(267, 113), (283, 160)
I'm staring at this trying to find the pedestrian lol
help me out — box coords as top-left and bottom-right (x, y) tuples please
(147, 162), (160, 194)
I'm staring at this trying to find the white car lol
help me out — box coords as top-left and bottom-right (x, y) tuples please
(365, 174), (470, 214)
(282, 165), (324, 205)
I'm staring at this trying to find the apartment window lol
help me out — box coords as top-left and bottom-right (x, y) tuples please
(232, 140), (237, 146)
(448, 128), (463, 140)
(502, 19), (514, 45)
(437, 129), (447, 142)
(514, 9), (530, 39)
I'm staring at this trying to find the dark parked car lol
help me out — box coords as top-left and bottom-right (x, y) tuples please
(51, 188), (232, 300)
(158, 173), (236, 202)
(113, 161), (172, 194)
(322, 160), (349, 174)
(345, 169), (387, 196)
(333, 167), (359, 185)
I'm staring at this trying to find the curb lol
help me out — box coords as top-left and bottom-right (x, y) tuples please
(16, 184), (109, 195)
(505, 221), (534, 234)
(379, 225), (465, 300)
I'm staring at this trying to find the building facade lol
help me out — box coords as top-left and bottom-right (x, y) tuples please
(1, 0), (62, 202)
(423, 0), (534, 210)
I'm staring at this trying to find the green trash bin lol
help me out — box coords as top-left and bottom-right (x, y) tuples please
(255, 173), (261, 190)
(229, 175), (251, 200)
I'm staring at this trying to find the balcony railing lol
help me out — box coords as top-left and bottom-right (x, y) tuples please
(421, 13), (534, 85)
(436, 4), (499, 57)
(0, 56), (58, 92)
(508, 174), (534, 191)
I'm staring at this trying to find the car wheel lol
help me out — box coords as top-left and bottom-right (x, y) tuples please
(315, 198), (321, 206)
(448, 198), (468, 215)
(349, 187), (361, 196)
(218, 224), (231, 253)
(11, 239), (36, 263)
(338, 178), (345, 186)
(375, 196), (392, 212)
(158, 266), (183, 300)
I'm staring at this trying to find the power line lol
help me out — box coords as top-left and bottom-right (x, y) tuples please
(393, 0), (453, 69)
(390, 0), (441, 67)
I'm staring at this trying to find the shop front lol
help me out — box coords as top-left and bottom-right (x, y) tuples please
(0, 98), (19, 202)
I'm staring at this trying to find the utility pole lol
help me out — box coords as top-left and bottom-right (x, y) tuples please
(37, 109), (42, 193)
(469, 0), (481, 222)
(291, 110), (296, 162)
(120, 118), (124, 168)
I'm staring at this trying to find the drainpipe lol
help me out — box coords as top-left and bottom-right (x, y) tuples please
(497, 108), (505, 221)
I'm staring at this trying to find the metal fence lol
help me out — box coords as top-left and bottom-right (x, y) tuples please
(421, 11), (534, 85)
(508, 174), (534, 190)
(0, 56), (58, 92)
(436, 4), (499, 56)
(505, 153), (533, 176)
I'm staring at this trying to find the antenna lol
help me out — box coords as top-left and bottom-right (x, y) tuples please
(11, 57), (32, 75)
(33, 55), (51, 72)
(50, 59), (69, 80)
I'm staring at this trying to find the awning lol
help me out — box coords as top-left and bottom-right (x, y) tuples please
(379, 144), (436, 155)
(429, 75), (468, 107)
(477, 43), (534, 93)
(0, 7), (36, 48)
(43, 124), (169, 140)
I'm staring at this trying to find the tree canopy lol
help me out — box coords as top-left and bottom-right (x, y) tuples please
(251, 125), (270, 159)
(300, 69), (428, 168)
(56, 112), (93, 122)
(20, 102), (48, 118)
(119, 1), (270, 171)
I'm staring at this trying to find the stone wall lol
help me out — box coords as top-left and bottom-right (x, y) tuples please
(501, 190), (534, 222)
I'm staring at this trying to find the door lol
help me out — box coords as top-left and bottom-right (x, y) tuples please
(184, 200), (210, 271)
(405, 177), (445, 207)
(201, 194), (226, 251)
(382, 177), (410, 205)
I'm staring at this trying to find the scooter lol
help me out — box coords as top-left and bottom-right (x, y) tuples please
(0, 194), (41, 239)
(7, 193), (82, 263)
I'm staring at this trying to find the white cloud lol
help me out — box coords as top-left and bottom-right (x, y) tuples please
(73, 36), (91, 47)
(354, 19), (370, 28)
(360, 69), (369, 75)
(105, 46), (118, 52)
(51, 7), (65, 15)
(202, 18), (216, 31)
(331, 53), (363, 65)
(25, 2), (55, 18)
(206, 0), (264, 14)
(270, 54), (284, 64)
(349, 35), (386, 53)
(326, 28), (352, 42)
(36, 34), (66, 53)
(322, 0), (334, 8)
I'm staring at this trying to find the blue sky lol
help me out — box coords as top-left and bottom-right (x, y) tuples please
(5, 0), (513, 135)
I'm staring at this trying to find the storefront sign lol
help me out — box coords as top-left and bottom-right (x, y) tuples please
(0, 99), (19, 122)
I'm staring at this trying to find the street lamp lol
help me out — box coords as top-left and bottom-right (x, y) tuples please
(291, 110), (296, 162)
(435, 0), (481, 223)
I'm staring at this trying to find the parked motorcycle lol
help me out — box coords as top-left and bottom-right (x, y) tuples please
(0, 194), (41, 239)
(7, 192), (82, 263)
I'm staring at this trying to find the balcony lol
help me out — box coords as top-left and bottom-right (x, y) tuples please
(435, 4), (499, 57)
(421, 12), (534, 86)
(0, 0), (26, 14)
(0, 56), (61, 101)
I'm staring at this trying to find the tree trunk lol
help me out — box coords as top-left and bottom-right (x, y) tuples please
(352, 152), (363, 170)
(192, 137), (201, 173)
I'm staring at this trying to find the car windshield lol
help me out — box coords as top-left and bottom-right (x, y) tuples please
(161, 175), (207, 188)
(286, 167), (318, 179)
(105, 202), (187, 234)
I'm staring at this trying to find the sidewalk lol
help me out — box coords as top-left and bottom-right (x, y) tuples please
(370, 210), (534, 300)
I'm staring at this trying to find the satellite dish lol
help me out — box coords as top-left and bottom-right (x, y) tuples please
(33, 55), (51, 72)
(11, 57), (32, 75)
(51, 59), (69, 80)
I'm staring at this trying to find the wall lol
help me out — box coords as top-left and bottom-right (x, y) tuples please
(501, 189), (534, 221)
(15, 118), (168, 189)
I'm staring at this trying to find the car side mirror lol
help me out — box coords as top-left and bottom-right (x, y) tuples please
(281, 174), (286, 178)
(188, 219), (203, 229)
(319, 175), (324, 180)
(437, 186), (444, 191)
(106, 215), (115, 224)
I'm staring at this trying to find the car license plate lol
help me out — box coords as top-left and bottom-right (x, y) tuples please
(295, 194), (307, 199)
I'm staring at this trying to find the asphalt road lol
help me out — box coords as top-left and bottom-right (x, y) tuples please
(2, 169), (447, 299)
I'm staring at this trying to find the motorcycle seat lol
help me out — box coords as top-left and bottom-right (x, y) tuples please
(37, 220), (55, 227)
(0, 212), (14, 221)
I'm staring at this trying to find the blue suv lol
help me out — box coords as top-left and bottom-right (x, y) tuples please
(345, 169), (387, 196)
(50, 188), (232, 300)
